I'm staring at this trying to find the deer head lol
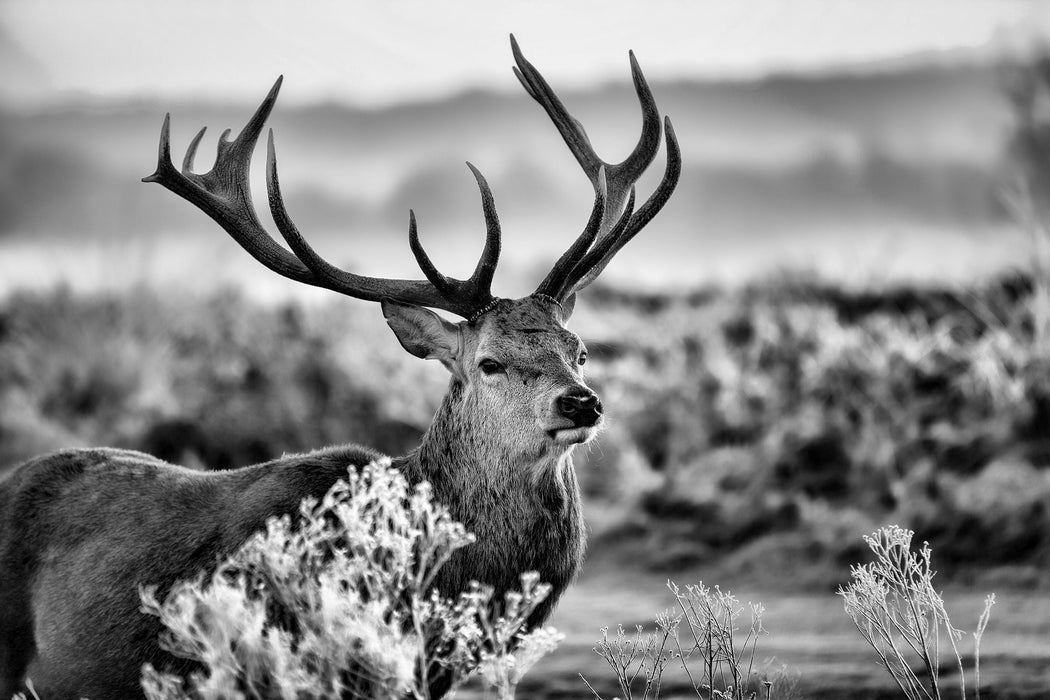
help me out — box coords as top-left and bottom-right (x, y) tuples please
(143, 35), (680, 466)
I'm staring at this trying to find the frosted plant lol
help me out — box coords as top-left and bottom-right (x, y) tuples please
(667, 582), (766, 700)
(840, 525), (996, 700)
(585, 581), (778, 700)
(139, 460), (559, 699)
(583, 621), (677, 700)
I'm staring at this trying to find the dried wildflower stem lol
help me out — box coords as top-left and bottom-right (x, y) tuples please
(840, 526), (995, 700)
(669, 621), (703, 696)
(588, 578), (779, 700)
(973, 594), (995, 700)
(580, 672), (605, 700)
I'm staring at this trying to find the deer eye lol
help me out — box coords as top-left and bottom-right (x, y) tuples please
(479, 358), (506, 375)
(577, 351), (588, 366)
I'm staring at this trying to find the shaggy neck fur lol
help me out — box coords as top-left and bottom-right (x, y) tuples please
(396, 379), (585, 622)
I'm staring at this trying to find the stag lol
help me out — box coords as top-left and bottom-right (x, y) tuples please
(0, 36), (679, 699)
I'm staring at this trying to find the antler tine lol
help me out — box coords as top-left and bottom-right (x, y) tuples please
(563, 186), (638, 297)
(143, 76), (319, 285)
(403, 164), (501, 313)
(513, 35), (678, 301)
(535, 166), (608, 297)
(566, 117), (681, 294)
(464, 163), (502, 299)
(265, 131), (451, 309)
(511, 34), (662, 226)
(181, 128), (206, 174)
(511, 36), (601, 178)
(408, 209), (456, 297)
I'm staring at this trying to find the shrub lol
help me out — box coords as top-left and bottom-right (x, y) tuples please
(839, 525), (995, 700)
(139, 460), (559, 700)
(583, 580), (795, 700)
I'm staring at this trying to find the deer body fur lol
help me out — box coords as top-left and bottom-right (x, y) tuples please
(1, 426), (583, 699)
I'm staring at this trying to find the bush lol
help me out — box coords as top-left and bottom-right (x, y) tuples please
(138, 460), (559, 700)
(840, 525), (996, 700)
(583, 580), (797, 700)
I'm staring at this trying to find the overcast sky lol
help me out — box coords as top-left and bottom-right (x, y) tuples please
(2, 0), (1048, 108)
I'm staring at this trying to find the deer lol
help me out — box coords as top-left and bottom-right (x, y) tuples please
(0, 35), (679, 700)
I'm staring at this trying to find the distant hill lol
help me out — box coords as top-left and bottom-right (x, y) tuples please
(0, 60), (1025, 289)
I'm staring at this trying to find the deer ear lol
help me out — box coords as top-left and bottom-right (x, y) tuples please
(381, 299), (460, 364)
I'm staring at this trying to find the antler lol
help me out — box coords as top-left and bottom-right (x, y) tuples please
(145, 39), (678, 317)
(143, 76), (501, 319)
(514, 35), (681, 299)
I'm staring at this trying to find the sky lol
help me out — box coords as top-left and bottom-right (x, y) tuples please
(2, 0), (1048, 108)
(2, 0), (1049, 296)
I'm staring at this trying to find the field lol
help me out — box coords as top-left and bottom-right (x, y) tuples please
(528, 569), (1050, 699)
(2, 267), (1050, 697)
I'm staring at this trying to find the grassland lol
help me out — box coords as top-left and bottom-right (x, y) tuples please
(2, 271), (1049, 697)
(519, 569), (1050, 699)
(4, 273), (1049, 581)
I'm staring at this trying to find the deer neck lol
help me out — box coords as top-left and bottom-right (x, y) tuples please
(404, 381), (578, 519)
(396, 379), (585, 610)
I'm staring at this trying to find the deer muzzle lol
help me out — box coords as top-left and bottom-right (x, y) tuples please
(556, 388), (603, 428)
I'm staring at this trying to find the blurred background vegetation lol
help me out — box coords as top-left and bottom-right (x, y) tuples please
(4, 262), (1050, 590)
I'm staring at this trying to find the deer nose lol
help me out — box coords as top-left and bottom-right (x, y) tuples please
(557, 388), (603, 427)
